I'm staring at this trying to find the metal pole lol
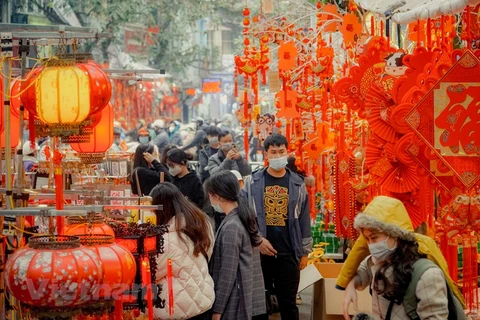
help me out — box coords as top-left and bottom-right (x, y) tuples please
(3, 58), (12, 209)
(17, 39), (27, 191)
(1, 56), (11, 320)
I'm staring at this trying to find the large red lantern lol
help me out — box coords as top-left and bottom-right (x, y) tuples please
(5, 236), (103, 309)
(0, 98), (20, 149)
(64, 215), (115, 237)
(69, 103), (114, 163)
(77, 234), (136, 299)
(77, 61), (112, 114)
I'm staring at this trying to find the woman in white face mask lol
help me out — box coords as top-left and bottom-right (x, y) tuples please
(343, 196), (458, 320)
(166, 148), (205, 209)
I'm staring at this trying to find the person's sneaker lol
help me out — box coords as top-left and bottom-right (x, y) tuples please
(296, 294), (302, 305)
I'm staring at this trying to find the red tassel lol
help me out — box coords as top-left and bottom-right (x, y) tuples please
(466, 6), (472, 50)
(243, 78), (249, 120)
(167, 258), (174, 316)
(141, 257), (154, 320)
(54, 165), (64, 234)
(446, 237), (458, 282)
(286, 121), (291, 147)
(244, 128), (249, 163)
(427, 18), (432, 51)
(28, 114), (35, 148)
(114, 300), (123, 320)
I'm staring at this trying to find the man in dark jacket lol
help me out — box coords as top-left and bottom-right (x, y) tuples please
(244, 133), (312, 320)
(198, 126), (221, 182)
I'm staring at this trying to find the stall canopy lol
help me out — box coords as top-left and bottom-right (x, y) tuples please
(355, 0), (480, 24)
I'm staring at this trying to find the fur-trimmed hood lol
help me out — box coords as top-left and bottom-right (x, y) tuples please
(354, 196), (416, 242)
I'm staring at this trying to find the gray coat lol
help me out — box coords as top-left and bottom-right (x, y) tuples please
(252, 247), (267, 316)
(207, 150), (252, 177)
(209, 209), (253, 320)
(152, 130), (169, 153)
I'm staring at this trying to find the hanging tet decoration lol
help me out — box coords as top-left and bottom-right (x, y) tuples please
(70, 103), (114, 164)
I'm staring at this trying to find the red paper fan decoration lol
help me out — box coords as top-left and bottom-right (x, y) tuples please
(380, 163), (420, 193)
(334, 45), (391, 112)
(365, 134), (396, 170)
(392, 48), (435, 103)
(365, 83), (398, 143)
(390, 103), (415, 133)
(395, 132), (417, 166)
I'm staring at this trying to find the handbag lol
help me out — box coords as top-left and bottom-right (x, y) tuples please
(265, 290), (280, 315)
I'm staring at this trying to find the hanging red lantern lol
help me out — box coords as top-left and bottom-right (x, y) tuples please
(5, 235), (103, 310)
(77, 61), (112, 114)
(20, 67), (43, 116)
(0, 100), (20, 149)
(64, 215), (115, 237)
(77, 234), (136, 299)
(70, 103), (114, 164)
(10, 78), (29, 120)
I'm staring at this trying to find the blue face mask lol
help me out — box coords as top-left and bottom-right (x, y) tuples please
(139, 136), (149, 144)
(368, 237), (396, 262)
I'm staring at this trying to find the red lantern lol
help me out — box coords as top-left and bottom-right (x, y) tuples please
(0, 100), (20, 149)
(77, 234), (136, 299)
(69, 103), (114, 163)
(5, 235), (103, 309)
(20, 67), (43, 116)
(77, 62), (112, 114)
(10, 78), (29, 120)
(64, 215), (115, 237)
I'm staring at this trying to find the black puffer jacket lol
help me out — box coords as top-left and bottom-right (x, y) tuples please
(130, 160), (172, 196)
(172, 170), (204, 209)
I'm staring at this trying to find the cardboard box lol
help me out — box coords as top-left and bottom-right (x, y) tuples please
(312, 263), (372, 320)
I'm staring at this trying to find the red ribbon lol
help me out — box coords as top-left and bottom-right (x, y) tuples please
(167, 258), (174, 316)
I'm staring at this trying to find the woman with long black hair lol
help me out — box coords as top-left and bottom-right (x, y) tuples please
(204, 171), (266, 320)
(130, 143), (171, 196)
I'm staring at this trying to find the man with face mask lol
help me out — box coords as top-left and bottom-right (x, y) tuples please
(243, 133), (312, 320)
(198, 126), (221, 182)
(207, 130), (251, 177)
(108, 127), (126, 153)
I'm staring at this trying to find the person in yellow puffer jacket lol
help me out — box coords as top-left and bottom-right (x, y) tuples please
(337, 196), (465, 311)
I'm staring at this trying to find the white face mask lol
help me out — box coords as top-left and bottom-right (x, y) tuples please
(169, 125), (176, 133)
(211, 203), (224, 213)
(208, 137), (219, 145)
(269, 156), (288, 171)
(139, 136), (149, 144)
(220, 142), (233, 153)
(114, 138), (121, 146)
(368, 237), (396, 262)
(168, 165), (182, 177)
